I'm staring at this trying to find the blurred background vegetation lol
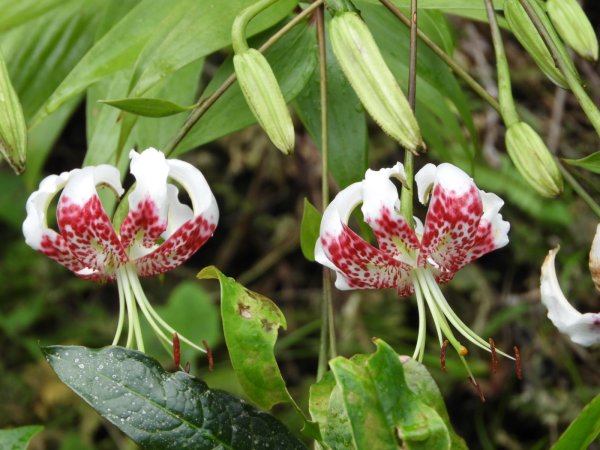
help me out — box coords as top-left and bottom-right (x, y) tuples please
(0, 1), (599, 449)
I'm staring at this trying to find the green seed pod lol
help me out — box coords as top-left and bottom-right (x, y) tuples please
(330, 12), (423, 153)
(0, 52), (26, 174)
(504, 0), (567, 88)
(505, 121), (563, 198)
(547, 0), (598, 62)
(233, 48), (294, 154)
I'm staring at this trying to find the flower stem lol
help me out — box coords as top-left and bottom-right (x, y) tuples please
(164, 0), (324, 156)
(232, 0), (280, 54)
(378, 0), (501, 113)
(518, 0), (600, 136)
(400, 0), (418, 226)
(558, 161), (600, 220)
(316, 4), (336, 381)
(483, 0), (519, 127)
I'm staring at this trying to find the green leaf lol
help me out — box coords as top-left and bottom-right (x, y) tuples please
(0, 425), (43, 450)
(293, 13), (368, 188)
(175, 19), (317, 154)
(563, 152), (600, 174)
(552, 394), (600, 450)
(44, 345), (307, 450)
(0, 0), (77, 32)
(357, 0), (503, 11)
(100, 97), (193, 117)
(330, 339), (451, 450)
(197, 266), (293, 410)
(0, 51), (26, 174)
(33, 0), (297, 126)
(300, 198), (322, 262)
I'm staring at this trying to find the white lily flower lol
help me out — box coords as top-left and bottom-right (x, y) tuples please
(23, 148), (219, 353)
(540, 226), (600, 347)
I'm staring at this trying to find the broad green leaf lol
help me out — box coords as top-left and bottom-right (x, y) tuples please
(563, 152), (600, 174)
(176, 20), (317, 154)
(0, 51), (26, 173)
(358, 0), (503, 10)
(0, 0), (77, 32)
(34, 0), (297, 126)
(101, 97), (193, 117)
(293, 14), (368, 188)
(0, 425), (43, 450)
(43, 345), (307, 450)
(196, 266), (293, 410)
(300, 198), (322, 262)
(552, 394), (600, 450)
(328, 340), (453, 450)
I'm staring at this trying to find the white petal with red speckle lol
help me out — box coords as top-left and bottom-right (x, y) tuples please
(120, 148), (169, 249)
(541, 247), (600, 346)
(362, 163), (419, 263)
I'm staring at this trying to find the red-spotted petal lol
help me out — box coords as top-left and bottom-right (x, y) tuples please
(134, 158), (218, 276)
(361, 163), (420, 263)
(57, 166), (128, 276)
(120, 148), (169, 249)
(416, 163), (483, 274)
(315, 181), (413, 294)
(23, 173), (91, 276)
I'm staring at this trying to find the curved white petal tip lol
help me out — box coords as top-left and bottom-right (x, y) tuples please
(540, 247), (600, 346)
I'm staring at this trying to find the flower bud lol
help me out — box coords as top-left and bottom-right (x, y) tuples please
(330, 12), (423, 153)
(505, 122), (563, 198)
(0, 52), (26, 174)
(233, 48), (294, 154)
(504, 0), (567, 88)
(547, 0), (598, 62)
(589, 224), (600, 291)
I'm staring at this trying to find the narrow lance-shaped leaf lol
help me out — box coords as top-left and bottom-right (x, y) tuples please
(0, 51), (26, 174)
(552, 393), (600, 450)
(563, 152), (600, 174)
(100, 97), (194, 118)
(43, 345), (307, 450)
(300, 198), (322, 262)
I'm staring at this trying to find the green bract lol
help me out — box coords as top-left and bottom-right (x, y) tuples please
(330, 11), (423, 153)
(547, 0), (598, 62)
(504, 0), (566, 88)
(233, 48), (295, 154)
(505, 121), (563, 198)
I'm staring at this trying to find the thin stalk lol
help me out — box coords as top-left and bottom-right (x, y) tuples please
(232, 0), (280, 54)
(558, 161), (600, 220)
(164, 0), (324, 156)
(400, 0), (418, 225)
(316, 4), (336, 381)
(483, 0), (519, 126)
(378, 0), (500, 113)
(112, 277), (126, 346)
(518, 0), (600, 136)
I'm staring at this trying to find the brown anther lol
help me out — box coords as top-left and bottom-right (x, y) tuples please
(440, 340), (449, 373)
(172, 333), (181, 368)
(489, 337), (498, 374)
(514, 345), (522, 380)
(184, 361), (191, 373)
(203, 339), (214, 372)
(458, 345), (469, 357)
(468, 377), (486, 402)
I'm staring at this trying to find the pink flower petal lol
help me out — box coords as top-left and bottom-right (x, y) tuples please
(320, 224), (414, 294)
(133, 157), (218, 276)
(120, 149), (169, 249)
(362, 164), (420, 262)
(57, 166), (128, 275)
(417, 163), (483, 274)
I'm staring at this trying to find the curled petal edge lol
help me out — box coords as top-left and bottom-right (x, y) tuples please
(540, 247), (600, 347)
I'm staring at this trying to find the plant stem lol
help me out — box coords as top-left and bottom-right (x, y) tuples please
(400, 0), (418, 225)
(483, 0), (519, 127)
(164, 0), (325, 156)
(378, 0), (500, 113)
(316, 4), (336, 381)
(231, 0), (280, 54)
(558, 161), (600, 220)
(518, 0), (600, 136)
